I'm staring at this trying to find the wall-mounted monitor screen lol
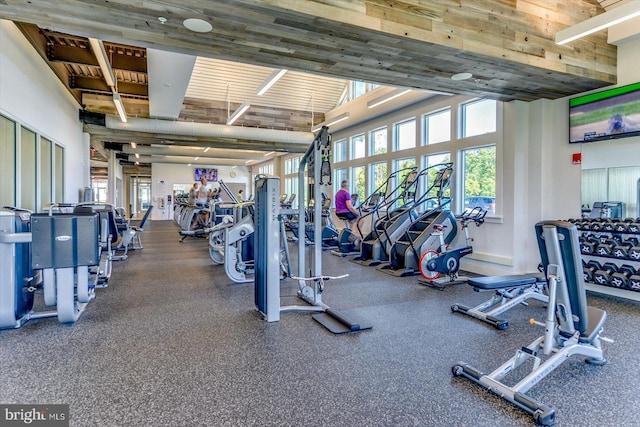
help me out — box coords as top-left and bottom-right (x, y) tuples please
(194, 168), (217, 182)
(570, 82), (640, 143)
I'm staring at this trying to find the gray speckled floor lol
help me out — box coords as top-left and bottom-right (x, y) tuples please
(1, 220), (640, 427)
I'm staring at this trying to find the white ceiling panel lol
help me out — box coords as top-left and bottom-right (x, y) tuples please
(186, 57), (347, 113)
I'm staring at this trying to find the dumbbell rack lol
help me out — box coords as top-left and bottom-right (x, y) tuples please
(570, 217), (640, 302)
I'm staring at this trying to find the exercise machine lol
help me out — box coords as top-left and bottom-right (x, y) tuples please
(0, 207), (100, 328)
(351, 166), (422, 267)
(332, 193), (381, 257)
(254, 127), (371, 334)
(380, 162), (456, 277)
(450, 273), (548, 329)
(453, 220), (611, 426)
(417, 206), (486, 287)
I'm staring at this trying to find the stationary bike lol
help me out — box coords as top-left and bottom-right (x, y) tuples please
(418, 207), (486, 289)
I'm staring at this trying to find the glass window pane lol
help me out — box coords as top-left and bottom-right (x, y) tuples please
(40, 137), (52, 210)
(350, 165), (366, 204)
(334, 139), (347, 163)
(394, 119), (416, 151)
(462, 145), (496, 214)
(20, 127), (37, 211)
(351, 134), (365, 159)
(369, 127), (387, 155)
(425, 108), (451, 145)
(393, 157), (417, 208)
(285, 159), (292, 175)
(369, 162), (388, 196)
(54, 144), (64, 203)
(423, 152), (451, 201)
(0, 115), (16, 206)
(462, 99), (497, 138)
(334, 168), (347, 198)
(352, 81), (366, 99)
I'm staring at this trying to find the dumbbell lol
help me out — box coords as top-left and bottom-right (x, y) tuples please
(628, 220), (640, 233)
(612, 238), (638, 259)
(596, 237), (622, 256)
(591, 220), (606, 232)
(580, 236), (600, 255)
(628, 271), (640, 292)
(629, 242), (640, 261)
(602, 219), (616, 232)
(614, 220), (630, 233)
(581, 219), (594, 231)
(583, 260), (602, 283)
(609, 264), (636, 289)
(593, 262), (618, 286)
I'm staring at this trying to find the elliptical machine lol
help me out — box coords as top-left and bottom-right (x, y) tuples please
(418, 206), (486, 289)
(332, 193), (366, 256)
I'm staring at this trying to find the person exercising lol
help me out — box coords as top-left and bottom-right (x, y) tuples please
(335, 179), (360, 239)
(195, 177), (210, 227)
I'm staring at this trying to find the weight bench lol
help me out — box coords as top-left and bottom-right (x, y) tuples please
(453, 221), (610, 426)
(451, 273), (548, 330)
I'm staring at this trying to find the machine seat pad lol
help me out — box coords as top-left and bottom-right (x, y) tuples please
(579, 306), (607, 344)
(468, 274), (543, 290)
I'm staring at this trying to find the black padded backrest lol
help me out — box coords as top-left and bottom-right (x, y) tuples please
(535, 220), (589, 334)
(75, 203), (120, 244)
(137, 205), (153, 229)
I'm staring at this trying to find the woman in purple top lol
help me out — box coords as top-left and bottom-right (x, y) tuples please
(335, 179), (360, 237)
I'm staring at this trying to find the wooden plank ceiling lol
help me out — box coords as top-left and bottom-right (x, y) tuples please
(0, 0), (619, 172)
(0, 0), (617, 101)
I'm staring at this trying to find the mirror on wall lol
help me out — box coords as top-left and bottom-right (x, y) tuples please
(581, 138), (640, 218)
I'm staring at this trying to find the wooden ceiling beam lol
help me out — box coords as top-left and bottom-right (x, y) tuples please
(70, 75), (148, 97)
(1, 0), (617, 102)
(44, 42), (147, 74)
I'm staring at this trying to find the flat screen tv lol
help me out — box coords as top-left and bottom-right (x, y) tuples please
(569, 82), (640, 143)
(194, 168), (217, 182)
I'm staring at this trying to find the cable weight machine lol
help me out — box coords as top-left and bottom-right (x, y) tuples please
(254, 127), (371, 333)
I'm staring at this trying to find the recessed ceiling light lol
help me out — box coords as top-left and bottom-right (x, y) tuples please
(451, 72), (473, 81)
(183, 18), (213, 33)
(158, 17), (167, 24)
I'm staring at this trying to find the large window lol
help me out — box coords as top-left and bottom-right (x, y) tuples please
(461, 99), (497, 138)
(334, 139), (347, 163)
(334, 168), (347, 199)
(422, 152), (451, 208)
(0, 115), (16, 207)
(462, 145), (496, 214)
(350, 134), (365, 159)
(258, 163), (274, 176)
(40, 137), (52, 210)
(424, 108), (451, 145)
(92, 179), (108, 203)
(20, 127), (37, 211)
(54, 144), (64, 203)
(394, 118), (416, 151)
(284, 157), (300, 175)
(351, 165), (366, 205)
(352, 81), (366, 99)
(393, 157), (417, 207)
(369, 127), (387, 155)
(284, 177), (299, 208)
(369, 161), (388, 196)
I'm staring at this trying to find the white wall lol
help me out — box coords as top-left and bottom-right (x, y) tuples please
(151, 163), (251, 220)
(0, 20), (88, 202)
